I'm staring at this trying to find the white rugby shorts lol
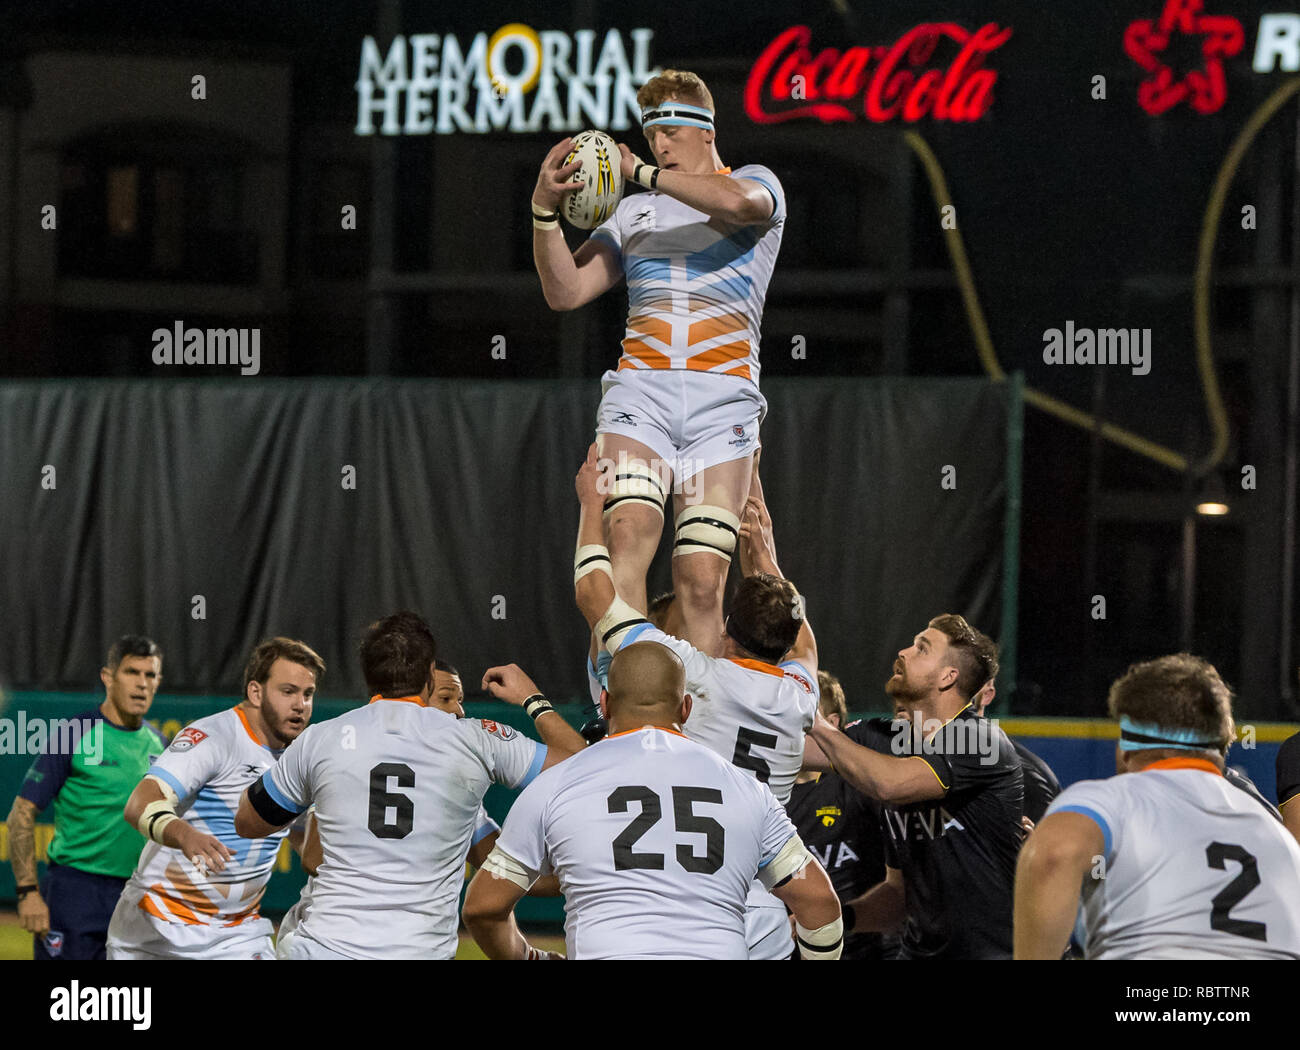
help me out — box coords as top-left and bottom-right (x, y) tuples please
(595, 368), (765, 481)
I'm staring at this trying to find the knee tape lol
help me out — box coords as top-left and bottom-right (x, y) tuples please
(673, 505), (740, 562)
(604, 460), (667, 518)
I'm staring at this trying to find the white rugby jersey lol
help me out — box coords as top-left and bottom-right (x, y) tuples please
(590, 165), (785, 384)
(495, 726), (799, 960)
(130, 707), (286, 928)
(616, 624), (817, 806)
(260, 697), (545, 959)
(1049, 757), (1300, 959)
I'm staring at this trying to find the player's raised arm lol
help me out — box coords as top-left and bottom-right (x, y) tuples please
(480, 662), (585, 764)
(616, 141), (774, 226)
(532, 138), (623, 312)
(807, 711), (947, 806)
(738, 488), (817, 674)
(1013, 812), (1105, 959)
(123, 775), (232, 873)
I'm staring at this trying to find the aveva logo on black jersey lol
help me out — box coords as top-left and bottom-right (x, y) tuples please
(887, 805), (965, 842)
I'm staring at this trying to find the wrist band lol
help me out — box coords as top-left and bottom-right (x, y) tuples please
(15, 883), (37, 898)
(633, 163), (660, 190)
(523, 694), (554, 720)
(531, 200), (559, 230)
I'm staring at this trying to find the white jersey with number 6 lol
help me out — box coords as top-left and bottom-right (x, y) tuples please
(495, 725), (799, 960)
(1048, 759), (1300, 959)
(261, 698), (545, 959)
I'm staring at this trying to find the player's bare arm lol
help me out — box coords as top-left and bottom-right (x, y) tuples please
(738, 490), (817, 672)
(1282, 797), (1300, 846)
(1013, 811), (1104, 959)
(807, 711), (946, 805)
(290, 811), (322, 877)
(763, 837), (843, 960)
(124, 775), (233, 872)
(480, 662), (586, 766)
(7, 796), (48, 935)
(617, 139), (773, 225)
(532, 137), (623, 311)
(466, 830), (560, 896)
(842, 864), (906, 935)
(463, 861), (563, 960)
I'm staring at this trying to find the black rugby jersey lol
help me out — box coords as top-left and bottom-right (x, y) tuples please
(849, 708), (1023, 960)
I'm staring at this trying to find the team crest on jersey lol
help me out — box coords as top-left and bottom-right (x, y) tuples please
(732, 425), (745, 437)
(169, 726), (208, 752)
(817, 805), (841, 828)
(785, 670), (813, 693)
(480, 719), (517, 741)
(43, 931), (64, 957)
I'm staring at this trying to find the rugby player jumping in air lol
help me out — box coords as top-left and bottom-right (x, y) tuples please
(532, 70), (785, 660)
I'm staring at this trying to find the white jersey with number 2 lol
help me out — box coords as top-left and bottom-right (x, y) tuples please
(1048, 759), (1300, 959)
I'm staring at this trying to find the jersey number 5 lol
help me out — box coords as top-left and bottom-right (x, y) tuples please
(608, 786), (725, 874)
(1205, 841), (1267, 942)
(368, 762), (415, 839)
(733, 727), (778, 783)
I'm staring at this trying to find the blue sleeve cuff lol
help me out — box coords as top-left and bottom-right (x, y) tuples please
(1054, 804), (1113, 859)
(617, 622), (653, 651)
(744, 174), (780, 219)
(519, 744), (548, 789)
(259, 769), (300, 813)
(147, 766), (188, 801)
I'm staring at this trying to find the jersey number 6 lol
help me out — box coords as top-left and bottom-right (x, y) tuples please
(608, 785), (725, 875)
(368, 762), (415, 839)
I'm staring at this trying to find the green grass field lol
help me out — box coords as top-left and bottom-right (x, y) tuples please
(0, 911), (564, 960)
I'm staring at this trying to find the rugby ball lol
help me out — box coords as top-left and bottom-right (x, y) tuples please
(562, 130), (624, 230)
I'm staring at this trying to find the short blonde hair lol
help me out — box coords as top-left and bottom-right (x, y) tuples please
(636, 70), (714, 113)
(817, 670), (848, 725)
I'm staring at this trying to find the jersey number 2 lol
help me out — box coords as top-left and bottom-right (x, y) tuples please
(1205, 841), (1267, 941)
(608, 786), (725, 874)
(368, 762), (415, 839)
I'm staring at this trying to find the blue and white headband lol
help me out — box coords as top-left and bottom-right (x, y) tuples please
(1118, 715), (1223, 753)
(640, 101), (714, 130)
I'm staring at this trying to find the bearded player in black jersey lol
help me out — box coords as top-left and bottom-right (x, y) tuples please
(786, 671), (893, 960)
(804, 615), (1023, 959)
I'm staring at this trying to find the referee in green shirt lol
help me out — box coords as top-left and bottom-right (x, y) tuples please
(6, 636), (165, 959)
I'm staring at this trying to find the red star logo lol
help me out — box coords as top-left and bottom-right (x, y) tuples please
(1124, 0), (1244, 115)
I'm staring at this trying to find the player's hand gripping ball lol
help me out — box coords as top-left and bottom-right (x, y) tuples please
(561, 130), (624, 230)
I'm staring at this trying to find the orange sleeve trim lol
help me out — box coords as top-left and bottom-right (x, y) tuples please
(910, 756), (949, 791)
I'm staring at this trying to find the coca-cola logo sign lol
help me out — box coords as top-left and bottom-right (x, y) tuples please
(744, 23), (1013, 125)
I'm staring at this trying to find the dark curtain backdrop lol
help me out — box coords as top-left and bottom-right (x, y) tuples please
(0, 377), (1009, 705)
